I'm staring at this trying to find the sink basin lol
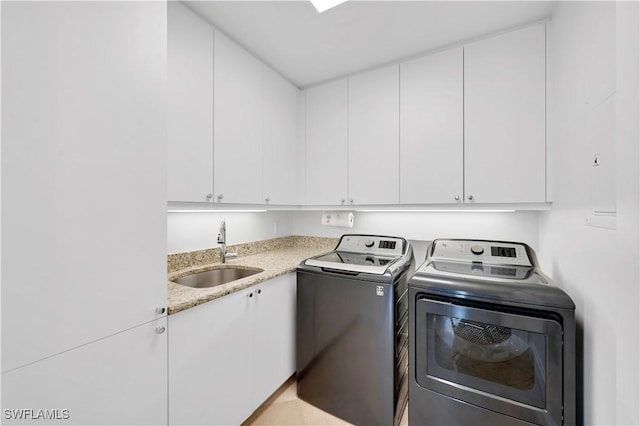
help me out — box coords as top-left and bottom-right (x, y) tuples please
(174, 267), (263, 289)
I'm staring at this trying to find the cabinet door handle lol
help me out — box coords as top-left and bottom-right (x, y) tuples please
(349, 198), (354, 204)
(341, 198), (346, 205)
(206, 193), (213, 201)
(247, 292), (253, 298)
(256, 288), (262, 295)
(155, 326), (166, 334)
(217, 194), (224, 202)
(454, 195), (460, 201)
(265, 197), (270, 204)
(467, 195), (474, 201)
(155, 307), (166, 315)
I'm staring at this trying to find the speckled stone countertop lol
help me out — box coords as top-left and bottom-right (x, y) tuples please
(167, 236), (337, 315)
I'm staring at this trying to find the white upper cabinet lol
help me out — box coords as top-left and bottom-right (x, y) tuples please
(400, 48), (464, 204)
(1, 1), (167, 372)
(167, 2), (214, 203)
(214, 29), (263, 204)
(305, 79), (349, 205)
(464, 23), (546, 203)
(348, 65), (400, 205)
(262, 66), (300, 205)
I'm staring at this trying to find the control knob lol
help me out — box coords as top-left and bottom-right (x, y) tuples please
(471, 245), (484, 255)
(364, 239), (375, 248)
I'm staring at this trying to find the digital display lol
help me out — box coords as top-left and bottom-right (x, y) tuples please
(491, 246), (517, 258)
(378, 240), (396, 250)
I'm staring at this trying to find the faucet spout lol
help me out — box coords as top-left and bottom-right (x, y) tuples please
(217, 220), (237, 263)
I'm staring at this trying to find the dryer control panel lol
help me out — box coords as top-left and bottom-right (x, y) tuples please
(429, 239), (532, 266)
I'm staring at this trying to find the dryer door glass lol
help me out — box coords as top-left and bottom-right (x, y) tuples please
(431, 314), (545, 406)
(415, 298), (563, 420)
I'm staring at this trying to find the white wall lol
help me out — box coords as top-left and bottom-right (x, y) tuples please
(168, 210), (540, 259)
(539, 2), (639, 424)
(292, 210), (540, 248)
(167, 211), (293, 254)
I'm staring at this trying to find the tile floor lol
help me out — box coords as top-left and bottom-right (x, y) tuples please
(242, 375), (408, 426)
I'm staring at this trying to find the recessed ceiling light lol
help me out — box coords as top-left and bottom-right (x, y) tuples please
(310, 0), (348, 13)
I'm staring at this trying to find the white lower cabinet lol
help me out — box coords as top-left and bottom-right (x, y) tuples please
(169, 273), (296, 425)
(251, 274), (297, 407)
(1, 318), (168, 426)
(169, 287), (253, 425)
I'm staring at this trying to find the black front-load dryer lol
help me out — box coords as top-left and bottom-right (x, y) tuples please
(408, 239), (576, 426)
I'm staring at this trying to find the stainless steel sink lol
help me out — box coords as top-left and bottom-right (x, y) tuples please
(173, 267), (263, 289)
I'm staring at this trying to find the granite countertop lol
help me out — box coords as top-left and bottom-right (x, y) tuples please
(167, 236), (337, 315)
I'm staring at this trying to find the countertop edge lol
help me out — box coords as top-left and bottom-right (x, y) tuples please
(167, 266), (298, 315)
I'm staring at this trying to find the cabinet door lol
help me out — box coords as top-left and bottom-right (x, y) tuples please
(1, 319), (167, 425)
(464, 23), (546, 203)
(167, 2), (214, 202)
(1, 1), (167, 372)
(305, 79), (349, 205)
(252, 274), (297, 408)
(169, 289), (254, 426)
(214, 29), (263, 204)
(262, 67), (299, 205)
(348, 65), (400, 205)
(400, 48), (463, 204)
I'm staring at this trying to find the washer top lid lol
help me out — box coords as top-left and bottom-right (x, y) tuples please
(303, 234), (409, 275)
(429, 239), (533, 267)
(305, 251), (399, 275)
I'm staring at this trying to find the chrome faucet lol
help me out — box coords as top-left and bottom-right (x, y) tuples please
(217, 220), (237, 263)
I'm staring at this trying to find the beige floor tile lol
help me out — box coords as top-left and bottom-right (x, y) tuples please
(298, 399), (352, 425)
(399, 404), (409, 426)
(246, 376), (412, 426)
(272, 376), (298, 404)
(245, 400), (305, 426)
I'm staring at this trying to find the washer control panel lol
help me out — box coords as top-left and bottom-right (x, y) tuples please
(429, 239), (532, 266)
(336, 235), (405, 257)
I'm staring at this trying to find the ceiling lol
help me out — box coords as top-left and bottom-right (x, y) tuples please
(185, 1), (554, 88)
